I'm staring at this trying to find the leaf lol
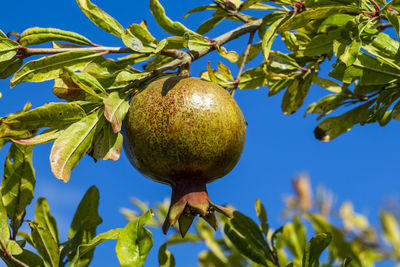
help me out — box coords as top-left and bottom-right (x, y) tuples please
(306, 94), (347, 119)
(314, 99), (375, 141)
(150, 0), (196, 36)
(216, 45), (239, 63)
(19, 27), (92, 46)
(50, 110), (101, 182)
(10, 51), (102, 87)
(280, 219), (306, 258)
(196, 17), (224, 35)
(255, 199), (268, 236)
(122, 24), (157, 52)
(0, 58), (23, 79)
(380, 211), (400, 249)
(13, 249), (43, 267)
(1, 102), (86, 131)
(0, 30), (6, 38)
(66, 186), (103, 266)
(90, 122), (123, 161)
(69, 228), (121, 267)
(269, 78), (294, 96)
(224, 211), (273, 266)
(312, 76), (343, 93)
(302, 233), (332, 267)
(35, 198), (59, 244)
(206, 61), (219, 84)
(12, 129), (63, 145)
(196, 220), (227, 263)
(1, 143), (35, 229)
(239, 0), (270, 11)
(217, 62), (234, 81)
(158, 243), (175, 267)
(184, 33), (211, 53)
(76, 0), (124, 37)
(29, 221), (59, 267)
(0, 38), (19, 62)
(238, 64), (269, 89)
(184, 5), (217, 18)
(278, 6), (360, 33)
(281, 71), (313, 115)
(334, 39), (361, 67)
(268, 51), (301, 72)
(0, 192), (10, 248)
(262, 15), (288, 62)
(62, 67), (106, 99)
(116, 209), (154, 267)
(103, 91), (130, 133)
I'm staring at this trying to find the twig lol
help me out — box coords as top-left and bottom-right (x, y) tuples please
(121, 18), (263, 92)
(231, 31), (255, 97)
(0, 240), (30, 267)
(213, 0), (250, 23)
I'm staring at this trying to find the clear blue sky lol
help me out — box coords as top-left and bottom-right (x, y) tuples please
(1, 1), (400, 266)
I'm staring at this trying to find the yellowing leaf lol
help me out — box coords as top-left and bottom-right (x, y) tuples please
(50, 110), (101, 182)
(19, 27), (92, 46)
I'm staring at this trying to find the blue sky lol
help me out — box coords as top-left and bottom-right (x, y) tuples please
(1, 1), (400, 266)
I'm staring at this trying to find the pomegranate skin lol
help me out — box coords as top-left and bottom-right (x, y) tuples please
(123, 76), (246, 186)
(123, 76), (246, 236)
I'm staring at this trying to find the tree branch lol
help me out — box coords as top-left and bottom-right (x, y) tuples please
(231, 31), (255, 96)
(121, 18), (263, 92)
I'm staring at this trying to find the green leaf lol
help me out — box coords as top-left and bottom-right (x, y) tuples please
(268, 51), (301, 72)
(329, 53), (400, 85)
(0, 192), (10, 249)
(196, 17), (224, 35)
(255, 199), (268, 236)
(76, 0), (124, 37)
(66, 186), (103, 266)
(0, 38), (19, 62)
(314, 99), (375, 141)
(302, 233), (332, 267)
(69, 228), (121, 267)
(297, 30), (342, 57)
(19, 27), (92, 46)
(278, 6), (360, 33)
(62, 67), (106, 99)
(238, 64), (269, 89)
(280, 219), (306, 259)
(89, 122), (123, 161)
(1, 102), (86, 131)
(158, 243), (175, 267)
(312, 76), (343, 93)
(184, 5), (217, 18)
(269, 78), (294, 96)
(10, 51), (102, 87)
(184, 33), (211, 53)
(50, 110), (101, 182)
(306, 94), (347, 120)
(262, 15), (288, 62)
(334, 39), (361, 67)
(281, 71), (313, 115)
(380, 211), (400, 249)
(150, 0), (196, 36)
(13, 249), (43, 267)
(217, 62), (234, 81)
(1, 143), (35, 230)
(103, 91), (130, 133)
(35, 198), (59, 244)
(29, 221), (60, 267)
(224, 211), (273, 266)
(122, 24), (157, 52)
(0, 58), (23, 79)
(116, 209), (154, 267)
(0, 30), (6, 38)
(306, 214), (362, 265)
(196, 220), (227, 263)
(239, 0), (272, 11)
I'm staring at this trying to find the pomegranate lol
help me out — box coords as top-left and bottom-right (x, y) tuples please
(123, 76), (246, 236)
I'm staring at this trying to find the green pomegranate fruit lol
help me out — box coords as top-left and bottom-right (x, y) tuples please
(123, 76), (246, 236)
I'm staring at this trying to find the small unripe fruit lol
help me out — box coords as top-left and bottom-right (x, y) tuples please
(123, 76), (246, 236)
